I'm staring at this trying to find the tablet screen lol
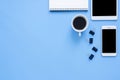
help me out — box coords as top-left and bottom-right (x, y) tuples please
(93, 0), (116, 16)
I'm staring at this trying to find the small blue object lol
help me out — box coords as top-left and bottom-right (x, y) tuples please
(89, 54), (94, 60)
(92, 47), (98, 52)
(89, 38), (93, 44)
(89, 30), (95, 36)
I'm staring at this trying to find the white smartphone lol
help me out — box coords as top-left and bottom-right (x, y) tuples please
(102, 26), (116, 56)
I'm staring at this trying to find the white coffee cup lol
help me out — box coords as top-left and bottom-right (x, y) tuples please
(71, 15), (88, 36)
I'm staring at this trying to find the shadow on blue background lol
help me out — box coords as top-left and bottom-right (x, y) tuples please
(70, 28), (82, 43)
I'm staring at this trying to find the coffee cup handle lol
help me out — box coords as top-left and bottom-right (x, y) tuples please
(78, 32), (81, 37)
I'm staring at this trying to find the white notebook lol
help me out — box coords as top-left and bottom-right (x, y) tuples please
(49, 0), (88, 11)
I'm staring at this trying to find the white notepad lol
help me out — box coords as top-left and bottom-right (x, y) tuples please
(49, 0), (88, 11)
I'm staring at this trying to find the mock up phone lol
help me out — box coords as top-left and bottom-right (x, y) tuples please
(102, 26), (116, 56)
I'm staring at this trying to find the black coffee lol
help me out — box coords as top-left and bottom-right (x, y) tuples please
(73, 16), (86, 30)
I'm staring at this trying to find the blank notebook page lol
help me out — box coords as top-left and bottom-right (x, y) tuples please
(49, 0), (88, 11)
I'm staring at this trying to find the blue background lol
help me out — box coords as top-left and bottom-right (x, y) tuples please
(0, 0), (120, 80)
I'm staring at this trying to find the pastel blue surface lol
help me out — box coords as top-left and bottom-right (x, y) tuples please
(0, 0), (120, 80)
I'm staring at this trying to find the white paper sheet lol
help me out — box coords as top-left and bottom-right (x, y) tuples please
(49, 0), (88, 11)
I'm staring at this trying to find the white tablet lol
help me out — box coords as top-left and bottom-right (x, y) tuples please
(91, 0), (118, 20)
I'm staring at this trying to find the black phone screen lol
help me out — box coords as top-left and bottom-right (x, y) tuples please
(102, 29), (116, 53)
